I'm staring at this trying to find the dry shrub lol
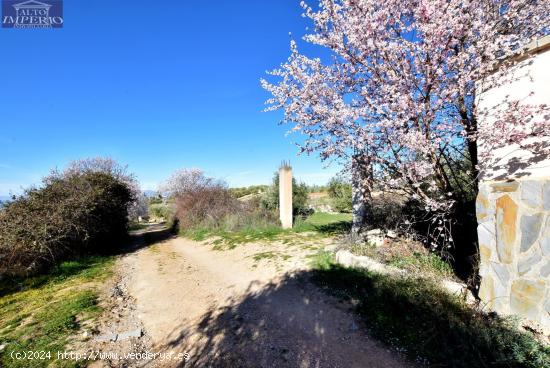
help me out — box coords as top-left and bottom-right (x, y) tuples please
(175, 184), (279, 232)
(369, 191), (478, 279)
(175, 184), (241, 230)
(369, 192), (409, 230)
(374, 238), (429, 263)
(167, 169), (241, 230)
(228, 201), (279, 231)
(343, 232), (426, 260)
(0, 171), (133, 277)
(342, 234), (454, 279)
(165, 169), (279, 233)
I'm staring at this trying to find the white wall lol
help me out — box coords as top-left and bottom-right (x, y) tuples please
(477, 45), (550, 181)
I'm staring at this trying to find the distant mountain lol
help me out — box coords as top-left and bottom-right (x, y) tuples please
(143, 190), (159, 198)
(0, 196), (10, 206)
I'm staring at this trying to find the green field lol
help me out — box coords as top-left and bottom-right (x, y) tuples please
(181, 212), (352, 247)
(0, 256), (115, 368)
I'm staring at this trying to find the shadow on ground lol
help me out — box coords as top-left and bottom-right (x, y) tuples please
(124, 223), (175, 253)
(312, 220), (352, 235)
(161, 265), (549, 368)
(0, 224), (174, 298)
(164, 272), (405, 368)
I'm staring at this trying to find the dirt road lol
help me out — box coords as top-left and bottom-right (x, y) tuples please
(93, 227), (412, 368)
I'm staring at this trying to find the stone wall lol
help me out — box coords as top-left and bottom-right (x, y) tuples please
(476, 36), (550, 332)
(477, 179), (550, 332)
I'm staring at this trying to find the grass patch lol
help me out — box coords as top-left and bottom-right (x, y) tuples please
(310, 252), (550, 367)
(181, 212), (352, 247)
(388, 252), (454, 278)
(293, 212), (352, 234)
(183, 225), (284, 249)
(347, 238), (454, 279)
(309, 250), (334, 270)
(0, 256), (114, 367)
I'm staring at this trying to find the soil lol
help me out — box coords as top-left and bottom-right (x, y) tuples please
(84, 225), (413, 368)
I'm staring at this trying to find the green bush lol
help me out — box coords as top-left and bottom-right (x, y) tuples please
(161, 169), (278, 236)
(149, 203), (172, 221)
(260, 172), (309, 216)
(148, 195), (163, 205)
(327, 176), (352, 212)
(0, 171), (133, 277)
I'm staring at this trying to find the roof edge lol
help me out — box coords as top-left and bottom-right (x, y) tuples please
(521, 34), (550, 55)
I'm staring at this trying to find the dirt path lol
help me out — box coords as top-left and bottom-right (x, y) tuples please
(97, 227), (413, 368)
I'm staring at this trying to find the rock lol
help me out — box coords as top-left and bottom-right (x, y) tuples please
(520, 213), (543, 253)
(478, 260), (491, 277)
(335, 250), (402, 275)
(521, 180), (542, 209)
(335, 250), (354, 267)
(540, 261), (550, 278)
(366, 228), (382, 236)
(476, 188), (491, 221)
(517, 252), (542, 275)
(442, 281), (464, 294)
(0, 344), (6, 352)
(540, 237), (550, 256)
(479, 244), (492, 264)
(366, 235), (384, 247)
(540, 217), (550, 256)
(491, 262), (510, 286)
(510, 279), (546, 320)
(479, 275), (495, 308)
(95, 333), (118, 342)
(478, 222), (495, 243)
(491, 181), (519, 193)
(543, 182), (550, 211)
(492, 274), (511, 312)
(118, 328), (142, 340)
(386, 230), (397, 239)
(365, 228), (384, 246)
(442, 280), (476, 304)
(477, 222), (495, 261)
(495, 195), (518, 263)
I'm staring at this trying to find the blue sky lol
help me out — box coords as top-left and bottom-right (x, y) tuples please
(0, 0), (341, 196)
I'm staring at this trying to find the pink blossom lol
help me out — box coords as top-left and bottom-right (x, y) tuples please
(262, 0), (550, 221)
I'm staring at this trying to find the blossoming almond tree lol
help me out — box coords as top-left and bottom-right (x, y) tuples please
(262, 0), (550, 244)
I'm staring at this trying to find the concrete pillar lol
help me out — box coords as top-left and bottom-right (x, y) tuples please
(279, 163), (293, 229)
